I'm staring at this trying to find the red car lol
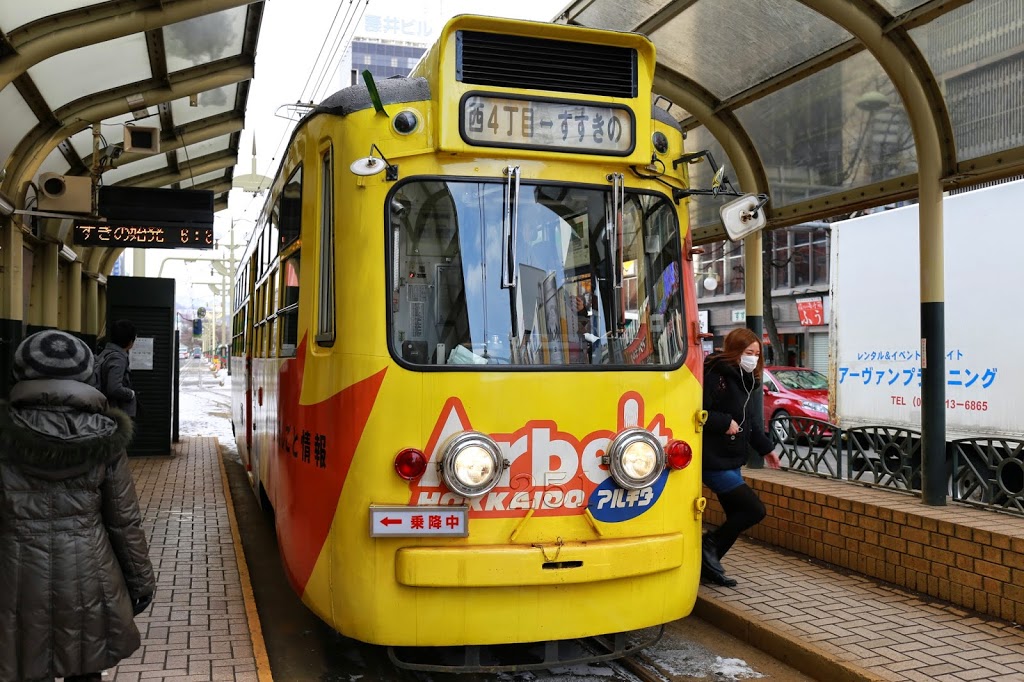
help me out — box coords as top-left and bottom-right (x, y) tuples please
(762, 366), (830, 442)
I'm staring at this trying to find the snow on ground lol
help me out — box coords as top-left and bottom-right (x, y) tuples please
(178, 359), (238, 462)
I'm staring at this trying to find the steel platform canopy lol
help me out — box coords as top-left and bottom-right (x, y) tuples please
(0, 0), (263, 281)
(556, 0), (1024, 244)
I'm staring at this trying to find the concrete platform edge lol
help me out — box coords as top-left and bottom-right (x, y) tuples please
(693, 594), (886, 682)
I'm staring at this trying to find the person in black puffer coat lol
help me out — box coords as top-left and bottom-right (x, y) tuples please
(701, 327), (780, 588)
(0, 330), (156, 682)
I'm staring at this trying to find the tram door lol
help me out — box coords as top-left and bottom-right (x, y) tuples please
(243, 354), (253, 468)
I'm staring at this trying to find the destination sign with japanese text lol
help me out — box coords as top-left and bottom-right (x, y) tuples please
(73, 222), (213, 249)
(460, 93), (635, 155)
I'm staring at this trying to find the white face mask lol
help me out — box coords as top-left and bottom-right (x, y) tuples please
(739, 355), (758, 373)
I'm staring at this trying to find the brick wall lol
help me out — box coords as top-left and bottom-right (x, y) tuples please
(702, 469), (1024, 624)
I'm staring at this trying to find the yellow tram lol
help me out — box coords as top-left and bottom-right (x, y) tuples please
(231, 14), (744, 670)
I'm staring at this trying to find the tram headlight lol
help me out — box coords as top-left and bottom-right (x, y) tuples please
(439, 431), (505, 498)
(392, 110), (419, 135)
(603, 428), (665, 490)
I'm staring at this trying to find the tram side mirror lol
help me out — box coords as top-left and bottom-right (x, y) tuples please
(720, 193), (768, 241)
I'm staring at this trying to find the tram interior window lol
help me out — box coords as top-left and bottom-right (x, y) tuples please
(280, 255), (300, 357)
(279, 166), (303, 248)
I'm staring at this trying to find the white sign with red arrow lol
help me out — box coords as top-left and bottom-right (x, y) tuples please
(369, 506), (469, 537)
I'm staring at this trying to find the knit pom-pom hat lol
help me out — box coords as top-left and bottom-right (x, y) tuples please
(13, 329), (94, 382)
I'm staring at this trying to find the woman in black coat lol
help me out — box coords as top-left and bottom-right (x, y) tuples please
(0, 330), (156, 682)
(701, 327), (780, 587)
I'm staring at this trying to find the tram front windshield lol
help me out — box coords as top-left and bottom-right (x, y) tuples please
(388, 180), (687, 368)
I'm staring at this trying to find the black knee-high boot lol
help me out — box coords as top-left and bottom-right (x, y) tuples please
(706, 483), (766, 561)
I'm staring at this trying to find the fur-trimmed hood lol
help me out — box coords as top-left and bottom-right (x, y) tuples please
(0, 378), (133, 476)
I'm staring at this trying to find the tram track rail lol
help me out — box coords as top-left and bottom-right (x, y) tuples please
(581, 634), (668, 682)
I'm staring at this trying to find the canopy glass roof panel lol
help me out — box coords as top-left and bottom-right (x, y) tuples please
(26, 33), (151, 111)
(0, 86), (36, 169)
(877, 0), (934, 13)
(650, 0), (852, 100)
(910, 0), (1024, 162)
(0, 0), (106, 33)
(38, 147), (68, 178)
(171, 84), (238, 126)
(734, 49), (917, 209)
(101, 152), (169, 186)
(683, 125), (738, 235)
(182, 134), (232, 161)
(164, 6), (249, 72)
(181, 169), (229, 188)
(572, 0), (666, 33)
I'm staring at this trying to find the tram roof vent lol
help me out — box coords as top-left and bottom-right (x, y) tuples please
(456, 30), (637, 99)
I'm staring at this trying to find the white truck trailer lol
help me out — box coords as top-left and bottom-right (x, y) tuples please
(829, 179), (1023, 443)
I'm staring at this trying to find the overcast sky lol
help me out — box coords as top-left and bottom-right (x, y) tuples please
(152, 0), (564, 311)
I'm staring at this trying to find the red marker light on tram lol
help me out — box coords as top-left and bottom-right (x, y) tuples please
(395, 448), (427, 480)
(665, 440), (693, 470)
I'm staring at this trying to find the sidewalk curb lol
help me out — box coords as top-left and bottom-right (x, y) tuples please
(694, 594), (887, 682)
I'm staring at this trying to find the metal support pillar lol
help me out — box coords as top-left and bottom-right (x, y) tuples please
(0, 218), (26, 397)
(133, 248), (146, 277)
(744, 231), (765, 468)
(919, 178), (946, 505)
(41, 242), (59, 327)
(84, 276), (99, 335)
(67, 260), (83, 331)
(0, 220), (24, 320)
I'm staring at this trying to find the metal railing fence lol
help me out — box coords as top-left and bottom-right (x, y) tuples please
(766, 414), (1024, 516)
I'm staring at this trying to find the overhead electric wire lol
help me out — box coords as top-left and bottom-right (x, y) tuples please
(310, 0), (370, 104)
(296, 0), (350, 104)
(242, 0), (370, 218)
(244, 1), (361, 218)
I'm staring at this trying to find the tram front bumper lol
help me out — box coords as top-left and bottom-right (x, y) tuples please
(395, 533), (683, 587)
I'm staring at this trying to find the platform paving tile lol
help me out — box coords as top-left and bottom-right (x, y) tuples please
(73, 437), (261, 682)
(704, 537), (1024, 681)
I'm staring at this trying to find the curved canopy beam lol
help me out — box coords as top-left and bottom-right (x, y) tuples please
(80, 111), (245, 172)
(652, 65), (770, 244)
(119, 150), (236, 188)
(2, 58), (254, 203)
(0, 0), (257, 91)
(798, 0), (956, 181)
(797, 0), (955, 312)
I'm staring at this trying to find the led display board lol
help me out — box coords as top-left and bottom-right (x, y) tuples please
(74, 186), (216, 249)
(73, 222), (213, 249)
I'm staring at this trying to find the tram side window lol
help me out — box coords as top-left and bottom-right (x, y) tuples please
(258, 232), (266, 279)
(279, 166), (302, 249)
(316, 149), (335, 346)
(280, 255), (300, 357)
(268, 269), (278, 358)
(250, 284), (260, 358)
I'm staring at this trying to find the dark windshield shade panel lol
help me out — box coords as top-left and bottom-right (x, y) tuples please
(388, 180), (687, 369)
